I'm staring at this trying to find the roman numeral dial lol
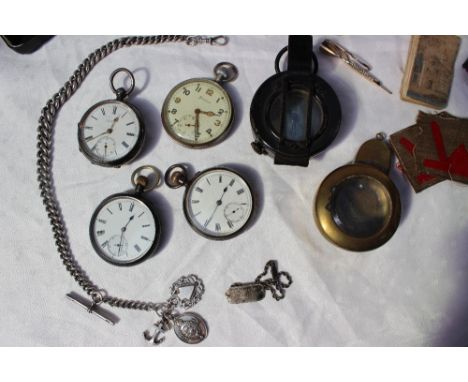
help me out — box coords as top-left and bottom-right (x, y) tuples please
(184, 168), (253, 239)
(90, 196), (160, 265)
(78, 100), (143, 166)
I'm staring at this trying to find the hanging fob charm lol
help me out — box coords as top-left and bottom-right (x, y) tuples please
(161, 62), (238, 148)
(66, 273), (209, 345)
(78, 68), (146, 167)
(250, 35), (341, 166)
(144, 274), (209, 345)
(225, 260), (293, 304)
(164, 164), (255, 240)
(314, 134), (401, 251)
(89, 165), (163, 265)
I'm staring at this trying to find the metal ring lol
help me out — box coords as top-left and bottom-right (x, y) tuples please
(278, 272), (293, 288)
(170, 274), (205, 309)
(274, 46), (319, 74)
(90, 290), (105, 305)
(155, 303), (169, 317)
(186, 35), (229, 46)
(376, 132), (386, 141)
(213, 62), (238, 83)
(211, 36), (229, 46)
(131, 165), (161, 192)
(110, 68), (135, 97)
(164, 164), (188, 189)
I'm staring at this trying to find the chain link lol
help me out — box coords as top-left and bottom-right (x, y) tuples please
(255, 260), (293, 301)
(36, 35), (220, 312)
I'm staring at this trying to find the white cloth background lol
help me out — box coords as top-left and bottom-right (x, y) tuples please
(0, 35), (467, 346)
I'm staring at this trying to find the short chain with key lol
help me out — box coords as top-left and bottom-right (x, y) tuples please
(225, 260), (293, 304)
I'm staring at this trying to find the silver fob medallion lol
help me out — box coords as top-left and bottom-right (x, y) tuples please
(173, 312), (209, 344)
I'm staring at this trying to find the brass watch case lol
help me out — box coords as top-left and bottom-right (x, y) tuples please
(314, 137), (401, 251)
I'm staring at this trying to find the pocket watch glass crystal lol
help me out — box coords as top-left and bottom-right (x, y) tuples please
(314, 136), (401, 252)
(270, 91), (324, 140)
(78, 68), (145, 167)
(329, 176), (390, 238)
(184, 168), (253, 239)
(162, 80), (232, 147)
(162, 63), (237, 148)
(90, 195), (159, 265)
(78, 101), (143, 166)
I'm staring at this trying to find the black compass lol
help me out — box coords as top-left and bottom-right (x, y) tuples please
(250, 35), (342, 166)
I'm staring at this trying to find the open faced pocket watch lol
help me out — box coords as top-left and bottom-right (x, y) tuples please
(314, 134), (401, 251)
(89, 165), (162, 265)
(78, 68), (145, 167)
(161, 62), (238, 148)
(164, 164), (254, 240)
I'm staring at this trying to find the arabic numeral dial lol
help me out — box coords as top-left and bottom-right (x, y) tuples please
(162, 78), (233, 147)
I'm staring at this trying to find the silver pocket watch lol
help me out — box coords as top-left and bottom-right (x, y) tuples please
(165, 164), (255, 240)
(78, 68), (145, 167)
(89, 166), (162, 265)
(161, 62), (238, 148)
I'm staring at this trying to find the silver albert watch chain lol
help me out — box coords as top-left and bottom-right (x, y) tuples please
(36, 35), (227, 345)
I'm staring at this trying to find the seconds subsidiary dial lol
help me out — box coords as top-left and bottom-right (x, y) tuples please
(79, 101), (142, 164)
(165, 165), (254, 240)
(90, 196), (158, 265)
(90, 166), (162, 265)
(162, 63), (238, 148)
(78, 68), (145, 167)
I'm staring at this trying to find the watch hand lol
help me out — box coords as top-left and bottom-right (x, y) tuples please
(109, 116), (120, 131)
(85, 116), (119, 143)
(104, 143), (108, 157)
(123, 215), (135, 229)
(205, 187), (229, 227)
(227, 207), (241, 217)
(117, 215), (134, 256)
(85, 128), (112, 142)
(117, 231), (124, 256)
(205, 204), (219, 228)
(198, 110), (216, 117)
(218, 186), (229, 202)
(194, 109), (201, 141)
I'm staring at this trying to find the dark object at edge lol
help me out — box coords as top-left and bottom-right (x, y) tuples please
(1, 35), (53, 54)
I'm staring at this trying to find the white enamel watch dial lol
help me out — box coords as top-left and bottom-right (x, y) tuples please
(162, 63), (238, 148)
(90, 195), (160, 265)
(184, 168), (254, 239)
(78, 68), (145, 167)
(78, 100), (144, 167)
